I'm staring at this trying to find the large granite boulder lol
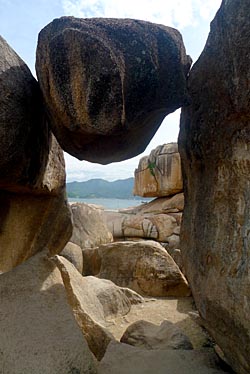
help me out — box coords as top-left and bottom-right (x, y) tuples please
(0, 252), (97, 374)
(70, 202), (113, 249)
(52, 255), (143, 359)
(0, 37), (72, 272)
(82, 241), (190, 297)
(36, 17), (191, 163)
(0, 35), (48, 192)
(178, 1), (250, 373)
(134, 143), (183, 197)
(104, 194), (183, 251)
(0, 135), (72, 273)
(120, 320), (193, 350)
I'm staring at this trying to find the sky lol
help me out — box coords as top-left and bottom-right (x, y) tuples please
(0, 0), (221, 182)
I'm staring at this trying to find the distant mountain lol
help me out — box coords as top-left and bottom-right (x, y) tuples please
(66, 177), (140, 199)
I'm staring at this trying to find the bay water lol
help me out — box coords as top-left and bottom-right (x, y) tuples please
(68, 197), (152, 210)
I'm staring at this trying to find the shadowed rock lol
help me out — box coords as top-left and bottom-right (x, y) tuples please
(36, 17), (191, 163)
(178, 1), (250, 373)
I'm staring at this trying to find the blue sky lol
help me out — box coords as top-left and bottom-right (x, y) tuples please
(0, 0), (221, 182)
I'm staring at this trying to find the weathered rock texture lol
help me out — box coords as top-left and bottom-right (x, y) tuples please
(104, 194), (183, 250)
(120, 320), (193, 350)
(134, 143), (183, 197)
(82, 241), (190, 297)
(0, 35), (48, 192)
(52, 256), (143, 359)
(0, 36), (72, 273)
(0, 189), (72, 273)
(70, 202), (113, 249)
(0, 252), (97, 374)
(178, 1), (250, 373)
(36, 17), (191, 163)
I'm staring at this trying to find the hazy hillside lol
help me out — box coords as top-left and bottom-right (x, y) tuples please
(66, 177), (141, 199)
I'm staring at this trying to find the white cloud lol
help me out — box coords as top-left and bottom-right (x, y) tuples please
(62, 0), (221, 29)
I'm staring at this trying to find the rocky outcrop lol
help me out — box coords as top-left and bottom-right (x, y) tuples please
(120, 320), (193, 350)
(82, 241), (190, 297)
(0, 35), (48, 193)
(178, 1), (250, 373)
(104, 194), (183, 250)
(134, 143), (183, 197)
(36, 17), (191, 163)
(0, 37), (72, 273)
(0, 252), (97, 374)
(52, 255), (143, 360)
(98, 341), (227, 374)
(70, 202), (113, 249)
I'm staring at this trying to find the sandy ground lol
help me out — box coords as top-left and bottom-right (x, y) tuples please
(106, 296), (212, 349)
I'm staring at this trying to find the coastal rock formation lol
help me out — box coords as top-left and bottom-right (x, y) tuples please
(104, 194), (183, 250)
(0, 34), (72, 273)
(0, 252), (97, 374)
(134, 143), (183, 197)
(52, 256), (143, 359)
(0, 35), (48, 192)
(120, 320), (193, 350)
(70, 202), (113, 249)
(178, 1), (250, 373)
(36, 17), (191, 163)
(82, 241), (190, 297)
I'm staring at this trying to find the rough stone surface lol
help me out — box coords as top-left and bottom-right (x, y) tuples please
(61, 241), (83, 273)
(178, 1), (250, 373)
(53, 256), (114, 360)
(36, 17), (191, 163)
(70, 202), (113, 249)
(0, 35), (50, 193)
(120, 319), (193, 350)
(0, 189), (72, 273)
(104, 195), (183, 250)
(134, 143), (183, 197)
(98, 341), (229, 374)
(0, 37), (72, 272)
(0, 251), (97, 374)
(87, 241), (190, 297)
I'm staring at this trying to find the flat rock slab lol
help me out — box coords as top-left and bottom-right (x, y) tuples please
(36, 17), (191, 163)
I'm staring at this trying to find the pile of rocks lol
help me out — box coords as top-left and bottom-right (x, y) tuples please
(0, 16), (193, 374)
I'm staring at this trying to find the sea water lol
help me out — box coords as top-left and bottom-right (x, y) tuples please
(67, 197), (152, 210)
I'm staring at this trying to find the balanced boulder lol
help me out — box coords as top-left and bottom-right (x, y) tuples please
(36, 17), (191, 163)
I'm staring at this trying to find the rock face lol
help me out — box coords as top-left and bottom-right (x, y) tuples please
(0, 36), (72, 273)
(0, 35), (48, 192)
(178, 1), (250, 373)
(36, 17), (191, 163)
(134, 143), (183, 197)
(104, 194), (183, 249)
(52, 256), (143, 360)
(82, 241), (190, 297)
(0, 252), (97, 374)
(70, 202), (113, 249)
(120, 320), (193, 350)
